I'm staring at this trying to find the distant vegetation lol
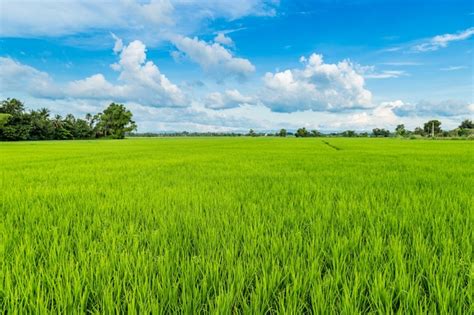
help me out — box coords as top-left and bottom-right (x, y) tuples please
(133, 121), (473, 139)
(0, 98), (136, 141)
(1, 98), (473, 140)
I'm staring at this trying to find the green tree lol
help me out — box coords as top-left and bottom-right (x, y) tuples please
(247, 129), (257, 137)
(395, 124), (406, 137)
(74, 119), (93, 139)
(456, 119), (473, 137)
(295, 127), (310, 137)
(0, 98), (25, 115)
(29, 108), (54, 140)
(52, 115), (72, 140)
(459, 119), (473, 129)
(63, 114), (78, 139)
(277, 128), (287, 137)
(0, 99), (31, 141)
(96, 103), (137, 139)
(0, 113), (11, 128)
(423, 120), (442, 136)
(413, 127), (425, 136)
(310, 130), (322, 137)
(341, 130), (356, 137)
(372, 128), (390, 137)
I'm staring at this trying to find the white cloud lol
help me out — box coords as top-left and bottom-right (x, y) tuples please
(0, 38), (186, 108)
(357, 65), (408, 79)
(439, 66), (467, 71)
(0, 0), (172, 37)
(261, 53), (372, 112)
(214, 33), (234, 46)
(414, 27), (474, 52)
(393, 100), (474, 117)
(331, 101), (401, 129)
(0, 57), (58, 98)
(204, 89), (254, 109)
(364, 70), (407, 79)
(69, 39), (186, 107)
(0, 0), (278, 43)
(381, 47), (403, 52)
(381, 62), (422, 66)
(111, 33), (124, 54)
(172, 36), (255, 80)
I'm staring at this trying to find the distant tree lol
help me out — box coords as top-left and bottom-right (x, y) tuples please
(395, 124), (406, 137)
(0, 113), (11, 140)
(310, 129), (322, 137)
(95, 103), (137, 139)
(74, 119), (93, 139)
(247, 129), (257, 137)
(0, 114), (11, 128)
(52, 115), (72, 140)
(29, 108), (53, 140)
(0, 99), (31, 141)
(341, 130), (356, 137)
(413, 127), (425, 136)
(372, 128), (390, 137)
(63, 114), (78, 139)
(455, 119), (473, 137)
(0, 98), (25, 115)
(423, 120), (442, 136)
(85, 112), (98, 131)
(277, 128), (287, 137)
(0, 98), (137, 141)
(459, 119), (473, 129)
(295, 127), (310, 137)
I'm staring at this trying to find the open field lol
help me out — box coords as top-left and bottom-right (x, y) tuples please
(1, 138), (473, 313)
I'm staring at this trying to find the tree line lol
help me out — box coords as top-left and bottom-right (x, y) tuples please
(131, 120), (473, 139)
(277, 120), (473, 138)
(0, 99), (136, 141)
(1, 98), (472, 141)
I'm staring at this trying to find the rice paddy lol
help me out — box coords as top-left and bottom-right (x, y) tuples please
(0, 138), (473, 313)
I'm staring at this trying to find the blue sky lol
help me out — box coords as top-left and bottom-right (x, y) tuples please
(0, 0), (473, 132)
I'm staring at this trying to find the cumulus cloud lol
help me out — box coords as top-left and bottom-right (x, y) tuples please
(325, 101), (401, 130)
(0, 38), (186, 108)
(414, 27), (474, 52)
(204, 89), (254, 109)
(172, 36), (255, 80)
(214, 33), (234, 46)
(261, 53), (372, 112)
(69, 38), (186, 107)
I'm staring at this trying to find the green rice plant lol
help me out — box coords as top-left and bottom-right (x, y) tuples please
(0, 138), (472, 313)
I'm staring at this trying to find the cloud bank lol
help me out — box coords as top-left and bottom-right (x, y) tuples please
(1, 38), (186, 108)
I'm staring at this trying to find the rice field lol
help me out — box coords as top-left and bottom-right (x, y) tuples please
(0, 138), (473, 313)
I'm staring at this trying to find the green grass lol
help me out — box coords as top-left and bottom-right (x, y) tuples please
(1, 138), (473, 313)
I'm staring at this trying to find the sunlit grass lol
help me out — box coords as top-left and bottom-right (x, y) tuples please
(1, 138), (473, 312)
